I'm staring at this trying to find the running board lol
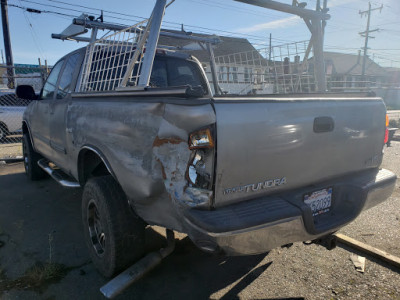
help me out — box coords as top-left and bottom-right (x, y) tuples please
(37, 158), (80, 188)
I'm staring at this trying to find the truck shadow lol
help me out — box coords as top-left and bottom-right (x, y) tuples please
(0, 167), (296, 299)
(119, 227), (273, 299)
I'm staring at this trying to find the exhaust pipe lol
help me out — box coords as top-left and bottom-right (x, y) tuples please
(100, 229), (175, 299)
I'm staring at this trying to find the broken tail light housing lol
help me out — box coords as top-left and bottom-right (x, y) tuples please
(189, 128), (214, 150)
(187, 126), (215, 192)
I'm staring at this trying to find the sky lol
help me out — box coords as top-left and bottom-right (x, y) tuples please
(1, 0), (399, 68)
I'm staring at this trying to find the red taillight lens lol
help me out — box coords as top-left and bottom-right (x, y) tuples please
(384, 128), (389, 144)
(384, 114), (389, 144)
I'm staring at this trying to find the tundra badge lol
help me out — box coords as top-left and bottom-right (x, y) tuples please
(224, 177), (287, 195)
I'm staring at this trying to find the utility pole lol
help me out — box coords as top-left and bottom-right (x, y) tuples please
(359, 2), (382, 85)
(268, 33), (272, 61)
(1, 0), (14, 88)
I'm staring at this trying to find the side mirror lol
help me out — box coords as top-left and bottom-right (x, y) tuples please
(16, 85), (38, 100)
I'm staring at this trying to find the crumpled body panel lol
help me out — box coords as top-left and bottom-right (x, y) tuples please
(66, 97), (215, 231)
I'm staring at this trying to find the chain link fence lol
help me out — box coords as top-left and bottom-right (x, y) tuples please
(211, 41), (315, 95)
(0, 65), (48, 161)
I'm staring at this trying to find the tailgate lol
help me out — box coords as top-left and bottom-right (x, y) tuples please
(213, 97), (386, 207)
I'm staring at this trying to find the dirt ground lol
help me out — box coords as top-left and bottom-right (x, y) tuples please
(0, 141), (22, 160)
(0, 142), (399, 300)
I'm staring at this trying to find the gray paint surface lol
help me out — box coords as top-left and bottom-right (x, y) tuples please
(213, 98), (386, 206)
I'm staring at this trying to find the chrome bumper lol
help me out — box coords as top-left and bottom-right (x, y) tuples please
(183, 168), (397, 255)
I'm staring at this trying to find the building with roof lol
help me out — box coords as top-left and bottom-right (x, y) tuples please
(315, 51), (400, 108)
(321, 51), (392, 91)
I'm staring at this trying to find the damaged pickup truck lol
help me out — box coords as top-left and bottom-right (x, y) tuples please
(19, 3), (396, 294)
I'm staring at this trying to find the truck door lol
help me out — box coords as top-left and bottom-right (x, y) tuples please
(49, 51), (83, 171)
(29, 59), (64, 159)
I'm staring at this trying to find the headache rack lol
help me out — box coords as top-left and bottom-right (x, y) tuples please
(52, 0), (330, 96)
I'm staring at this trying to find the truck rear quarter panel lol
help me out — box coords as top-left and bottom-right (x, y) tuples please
(66, 96), (215, 230)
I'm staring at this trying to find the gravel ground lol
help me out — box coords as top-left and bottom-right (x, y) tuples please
(0, 143), (399, 299)
(0, 142), (22, 160)
(339, 140), (400, 257)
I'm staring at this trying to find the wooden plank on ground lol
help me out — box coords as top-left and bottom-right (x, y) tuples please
(335, 233), (400, 269)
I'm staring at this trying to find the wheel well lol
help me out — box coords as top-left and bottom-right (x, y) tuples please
(22, 122), (29, 135)
(78, 149), (111, 184)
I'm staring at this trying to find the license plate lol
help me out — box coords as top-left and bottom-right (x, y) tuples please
(304, 187), (332, 216)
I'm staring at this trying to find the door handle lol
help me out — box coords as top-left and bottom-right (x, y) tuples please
(314, 116), (334, 133)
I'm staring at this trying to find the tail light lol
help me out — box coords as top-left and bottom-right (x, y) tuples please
(384, 114), (389, 145)
(189, 128), (214, 149)
(187, 127), (215, 191)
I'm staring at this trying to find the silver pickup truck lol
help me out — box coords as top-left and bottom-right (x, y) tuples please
(20, 46), (396, 280)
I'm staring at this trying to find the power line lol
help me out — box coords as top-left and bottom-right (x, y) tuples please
(17, 0), (47, 61)
(11, 0), (308, 45)
(28, 0), (368, 41)
(14, 0), (144, 23)
(13, 0), (288, 42)
(8, 2), (76, 17)
(12, 0), (397, 49)
(8, 0), (400, 63)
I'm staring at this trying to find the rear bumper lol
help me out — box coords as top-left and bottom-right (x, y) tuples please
(183, 168), (396, 255)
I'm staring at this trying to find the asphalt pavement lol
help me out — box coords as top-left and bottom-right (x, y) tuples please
(0, 142), (399, 300)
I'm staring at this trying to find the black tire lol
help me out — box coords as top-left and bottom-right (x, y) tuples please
(22, 134), (46, 180)
(82, 176), (146, 277)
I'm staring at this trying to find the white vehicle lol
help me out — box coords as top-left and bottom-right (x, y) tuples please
(0, 92), (29, 141)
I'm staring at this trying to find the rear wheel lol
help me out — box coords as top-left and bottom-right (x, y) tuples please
(82, 175), (146, 277)
(22, 134), (46, 180)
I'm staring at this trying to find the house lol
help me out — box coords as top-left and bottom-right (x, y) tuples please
(384, 67), (400, 87)
(320, 51), (388, 91)
(374, 67), (400, 109)
(309, 52), (400, 108)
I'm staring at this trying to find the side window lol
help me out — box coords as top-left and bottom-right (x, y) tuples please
(57, 52), (81, 99)
(42, 59), (64, 100)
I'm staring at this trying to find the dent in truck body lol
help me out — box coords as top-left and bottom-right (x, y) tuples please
(64, 98), (215, 231)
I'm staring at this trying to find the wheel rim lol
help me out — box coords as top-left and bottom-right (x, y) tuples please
(87, 199), (106, 256)
(22, 139), (29, 173)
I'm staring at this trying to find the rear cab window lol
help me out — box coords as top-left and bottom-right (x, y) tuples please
(81, 48), (208, 93)
(150, 57), (207, 92)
